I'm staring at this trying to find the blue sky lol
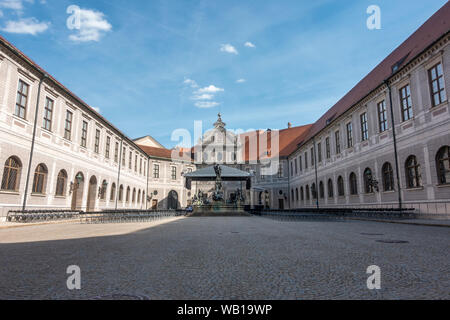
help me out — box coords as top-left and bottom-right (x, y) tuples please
(0, 0), (447, 148)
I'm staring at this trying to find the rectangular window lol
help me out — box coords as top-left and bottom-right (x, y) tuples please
(429, 63), (447, 107)
(64, 111), (73, 141)
(299, 156), (302, 172)
(15, 80), (29, 119)
(153, 164), (160, 179)
(94, 129), (100, 153)
(335, 131), (341, 154)
(310, 147), (314, 166)
(122, 147), (126, 166)
(346, 122), (353, 148)
(325, 137), (331, 159)
(171, 166), (177, 180)
(105, 136), (111, 159)
(305, 152), (308, 169)
(278, 164), (283, 178)
(290, 161), (294, 176)
(43, 97), (53, 131)
(294, 158), (298, 175)
(360, 113), (368, 141)
(135, 154), (138, 172)
(399, 84), (413, 121)
(114, 142), (119, 163)
(129, 151), (132, 169)
(317, 143), (322, 162)
(378, 100), (388, 132)
(81, 121), (88, 148)
(139, 158), (142, 174)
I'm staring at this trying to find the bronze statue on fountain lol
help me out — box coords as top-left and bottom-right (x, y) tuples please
(212, 164), (225, 202)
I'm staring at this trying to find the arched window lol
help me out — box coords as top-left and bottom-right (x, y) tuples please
(311, 183), (317, 199)
(126, 187), (131, 203)
(328, 179), (334, 198)
(132, 188), (136, 204)
(119, 185), (124, 201)
(349, 172), (358, 195)
(55, 170), (67, 196)
(364, 168), (374, 194)
(142, 192), (146, 205)
(295, 188), (299, 202)
(137, 190), (141, 204)
(100, 180), (107, 200)
(382, 162), (394, 191)
(436, 146), (450, 185)
(110, 183), (116, 201)
(300, 187), (304, 201)
(337, 176), (345, 196)
(405, 156), (422, 188)
(1, 156), (22, 191)
(306, 185), (310, 200)
(32, 164), (48, 194)
(319, 181), (324, 199)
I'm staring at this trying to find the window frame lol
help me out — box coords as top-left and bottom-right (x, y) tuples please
(360, 112), (369, 142)
(64, 110), (73, 141)
(377, 100), (388, 133)
(43, 97), (54, 131)
(335, 131), (341, 154)
(399, 84), (413, 122)
(346, 122), (353, 148)
(81, 121), (88, 148)
(405, 155), (422, 189)
(15, 80), (29, 119)
(428, 62), (447, 107)
(436, 146), (450, 185)
(94, 129), (101, 154)
(1, 156), (22, 191)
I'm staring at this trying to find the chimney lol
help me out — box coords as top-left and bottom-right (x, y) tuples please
(288, 122), (292, 129)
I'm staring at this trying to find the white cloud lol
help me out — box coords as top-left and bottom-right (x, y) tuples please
(69, 8), (112, 42)
(184, 79), (223, 109)
(183, 78), (198, 88)
(195, 101), (220, 109)
(1, 17), (49, 35)
(0, 10), (3, 17)
(192, 93), (214, 100)
(220, 43), (238, 55)
(236, 79), (246, 83)
(244, 41), (255, 48)
(197, 85), (224, 94)
(92, 107), (101, 113)
(0, 0), (30, 11)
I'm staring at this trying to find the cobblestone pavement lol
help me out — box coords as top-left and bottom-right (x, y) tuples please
(0, 217), (449, 300)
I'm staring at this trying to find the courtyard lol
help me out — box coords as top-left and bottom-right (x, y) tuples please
(0, 216), (449, 300)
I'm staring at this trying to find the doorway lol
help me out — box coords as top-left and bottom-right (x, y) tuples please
(71, 172), (84, 210)
(86, 176), (97, 212)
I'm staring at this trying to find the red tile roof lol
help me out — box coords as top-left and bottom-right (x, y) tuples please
(139, 145), (193, 161)
(299, 2), (450, 147)
(240, 124), (313, 161)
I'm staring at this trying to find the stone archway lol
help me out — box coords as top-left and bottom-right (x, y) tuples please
(86, 176), (97, 212)
(71, 172), (85, 210)
(168, 190), (179, 210)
